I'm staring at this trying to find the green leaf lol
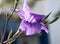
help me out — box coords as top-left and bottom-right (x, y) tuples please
(42, 12), (51, 21)
(49, 17), (59, 24)
(46, 17), (59, 26)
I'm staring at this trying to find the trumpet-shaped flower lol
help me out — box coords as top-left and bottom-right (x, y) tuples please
(15, 0), (48, 35)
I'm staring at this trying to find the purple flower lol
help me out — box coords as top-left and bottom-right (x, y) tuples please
(15, 0), (48, 35)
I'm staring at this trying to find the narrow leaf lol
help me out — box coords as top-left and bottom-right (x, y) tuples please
(49, 17), (59, 24)
(46, 17), (59, 26)
(3, 30), (22, 43)
(42, 12), (51, 21)
(6, 29), (12, 44)
(7, 29), (12, 40)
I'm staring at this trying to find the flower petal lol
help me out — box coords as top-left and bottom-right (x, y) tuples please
(15, 9), (25, 19)
(29, 13), (45, 23)
(41, 22), (48, 33)
(19, 20), (45, 35)
(23, 0), (31, 21)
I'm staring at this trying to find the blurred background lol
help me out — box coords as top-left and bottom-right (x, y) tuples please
(0, 0), (60, 44)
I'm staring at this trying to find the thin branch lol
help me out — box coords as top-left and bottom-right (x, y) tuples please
(3, 31), (23, 44)
(1, 0), (19, 43)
